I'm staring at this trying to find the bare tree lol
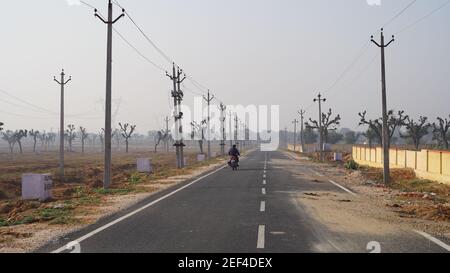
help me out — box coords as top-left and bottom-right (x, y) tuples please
(79, 126), (89, 153)
(38, 131), (47, 150)
(358, 110), (407, 148)
(432, 115), (450, 149)
(113, 128), (121, 150)
(47, 132), (56, 149)
(305, 108), (341, 143)
(65, 124), (76, 152)
(13, 130), (28, 154)
(400, 116), (431, 150)
(119, 123), (136, 153)
(99, 129), (105, 152)
(154, 130), (164, 152)
(362, 128), (377, 148)
(2, 130), (16, 154)
(191, 120), (207, 154)
(29, 129), (40, 153)
(91, 133), (98, 147)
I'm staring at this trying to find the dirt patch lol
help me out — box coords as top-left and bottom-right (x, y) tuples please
(0, 149), (231, 252)
(297, 191), (401, 236)
(284, 150), (450, 238)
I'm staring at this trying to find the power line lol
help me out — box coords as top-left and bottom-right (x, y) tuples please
(0, 88), (57, 115)
(113, 27), (166, 72)
(382, 0), (418, 28)
(394, 0), (450, 35)
(112, 0), (174, 64)
(323, 41), (371, 95)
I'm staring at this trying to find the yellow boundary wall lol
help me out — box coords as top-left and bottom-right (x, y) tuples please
(352, 146), (450, 185)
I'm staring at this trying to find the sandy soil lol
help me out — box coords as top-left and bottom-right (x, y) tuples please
(284, 151), (450, 241)
(0, 160), (227, 253)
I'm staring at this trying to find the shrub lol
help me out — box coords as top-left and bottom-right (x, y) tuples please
(345, 160), (359, 170)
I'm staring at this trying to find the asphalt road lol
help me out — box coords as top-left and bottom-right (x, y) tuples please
(40, 150), (449, 253)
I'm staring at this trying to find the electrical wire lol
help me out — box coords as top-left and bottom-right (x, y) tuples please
(394, 0), (450, 35)
(382, 0), (418, 28)
(113, 27), (166, 72)
(113, 0), (174, 65)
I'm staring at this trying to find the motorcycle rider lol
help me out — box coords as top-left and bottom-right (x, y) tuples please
(228, 144), (240, 166)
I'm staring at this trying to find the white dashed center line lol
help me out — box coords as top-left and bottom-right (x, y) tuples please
(260, 201), (266, 212)
(262, 188), (266, 195)
(257, 225), (265, 249)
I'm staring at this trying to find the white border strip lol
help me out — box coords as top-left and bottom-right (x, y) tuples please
(328, 179), (357, 196)
(52, 164), (228, 253)
(414, 230), (450, 252)
(257, 225), (265, 249)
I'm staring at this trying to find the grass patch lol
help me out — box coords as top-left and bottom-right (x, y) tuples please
(0, 215), (36, 227)
(93, 188), (135, 196)
(344, 160), (359, 170)
(392, 178), (450, 195)
(37, 206), (74, 225)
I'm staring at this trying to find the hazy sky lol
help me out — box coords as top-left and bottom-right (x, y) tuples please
(0, 0), (449, 133)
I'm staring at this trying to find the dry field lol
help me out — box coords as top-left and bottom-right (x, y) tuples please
(0, 147), (231, 251)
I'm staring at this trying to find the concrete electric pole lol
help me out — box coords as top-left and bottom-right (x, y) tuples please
(219, 103), (227, 156)
(166, 64), (185, 168)
(95, 0), (125, 189)
(53, 69), (71, 181)
(313, 93), (326, 162)
(298, 109), (306, 153)
(371, 28), (395, 185)
(176, 67), (186, 167)
(229, 111), (233, 149)
(292, 119), (299, 152)
(164, 116), (170, 153)
(203, 90), (215, 159)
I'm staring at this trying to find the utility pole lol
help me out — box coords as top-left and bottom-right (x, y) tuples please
(176, 67), (186, 167)
(234, 114), (239, 148)
(292, 119), (299, 152)
(298, 109), (306, 153)
(228, 111), (233, 149)
(313, 93), (326, 162)
(166, 64), (185, 168)
(203, 90), (215, 159)
(285, 127), (288, 149)
(54, 69), (71, 181)
(95, 0), (125, 189)
(164, 116), (170, 153)
(371, 28), (395, 185)
(219, 103), (227, 155)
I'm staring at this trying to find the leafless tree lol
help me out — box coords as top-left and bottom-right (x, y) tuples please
(119, 123), (136, 153)
(400, 116), (431, 150)
(47, 132), (56, 148)
(29, 129), (40, 153)
(2, 130), (16, 154)
(154, 130), (164, 152)
(358, 110), (407, 148)
(91, 133), (98, 147)
(305, 108), (341, 143)
(191, 120), (207, 154)
(99, 129), (105, 152)
(65, 124), (76, 152)
(113, 128), (121, 150)
(38, 131), (47, 150)
(362, 128), (377, 148)
(79, 126), (89, 153)
(432, 115), (450, 149)
(13, 130), (28, 154)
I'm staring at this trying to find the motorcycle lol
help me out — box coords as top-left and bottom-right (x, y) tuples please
(229, 155), (239, 171)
